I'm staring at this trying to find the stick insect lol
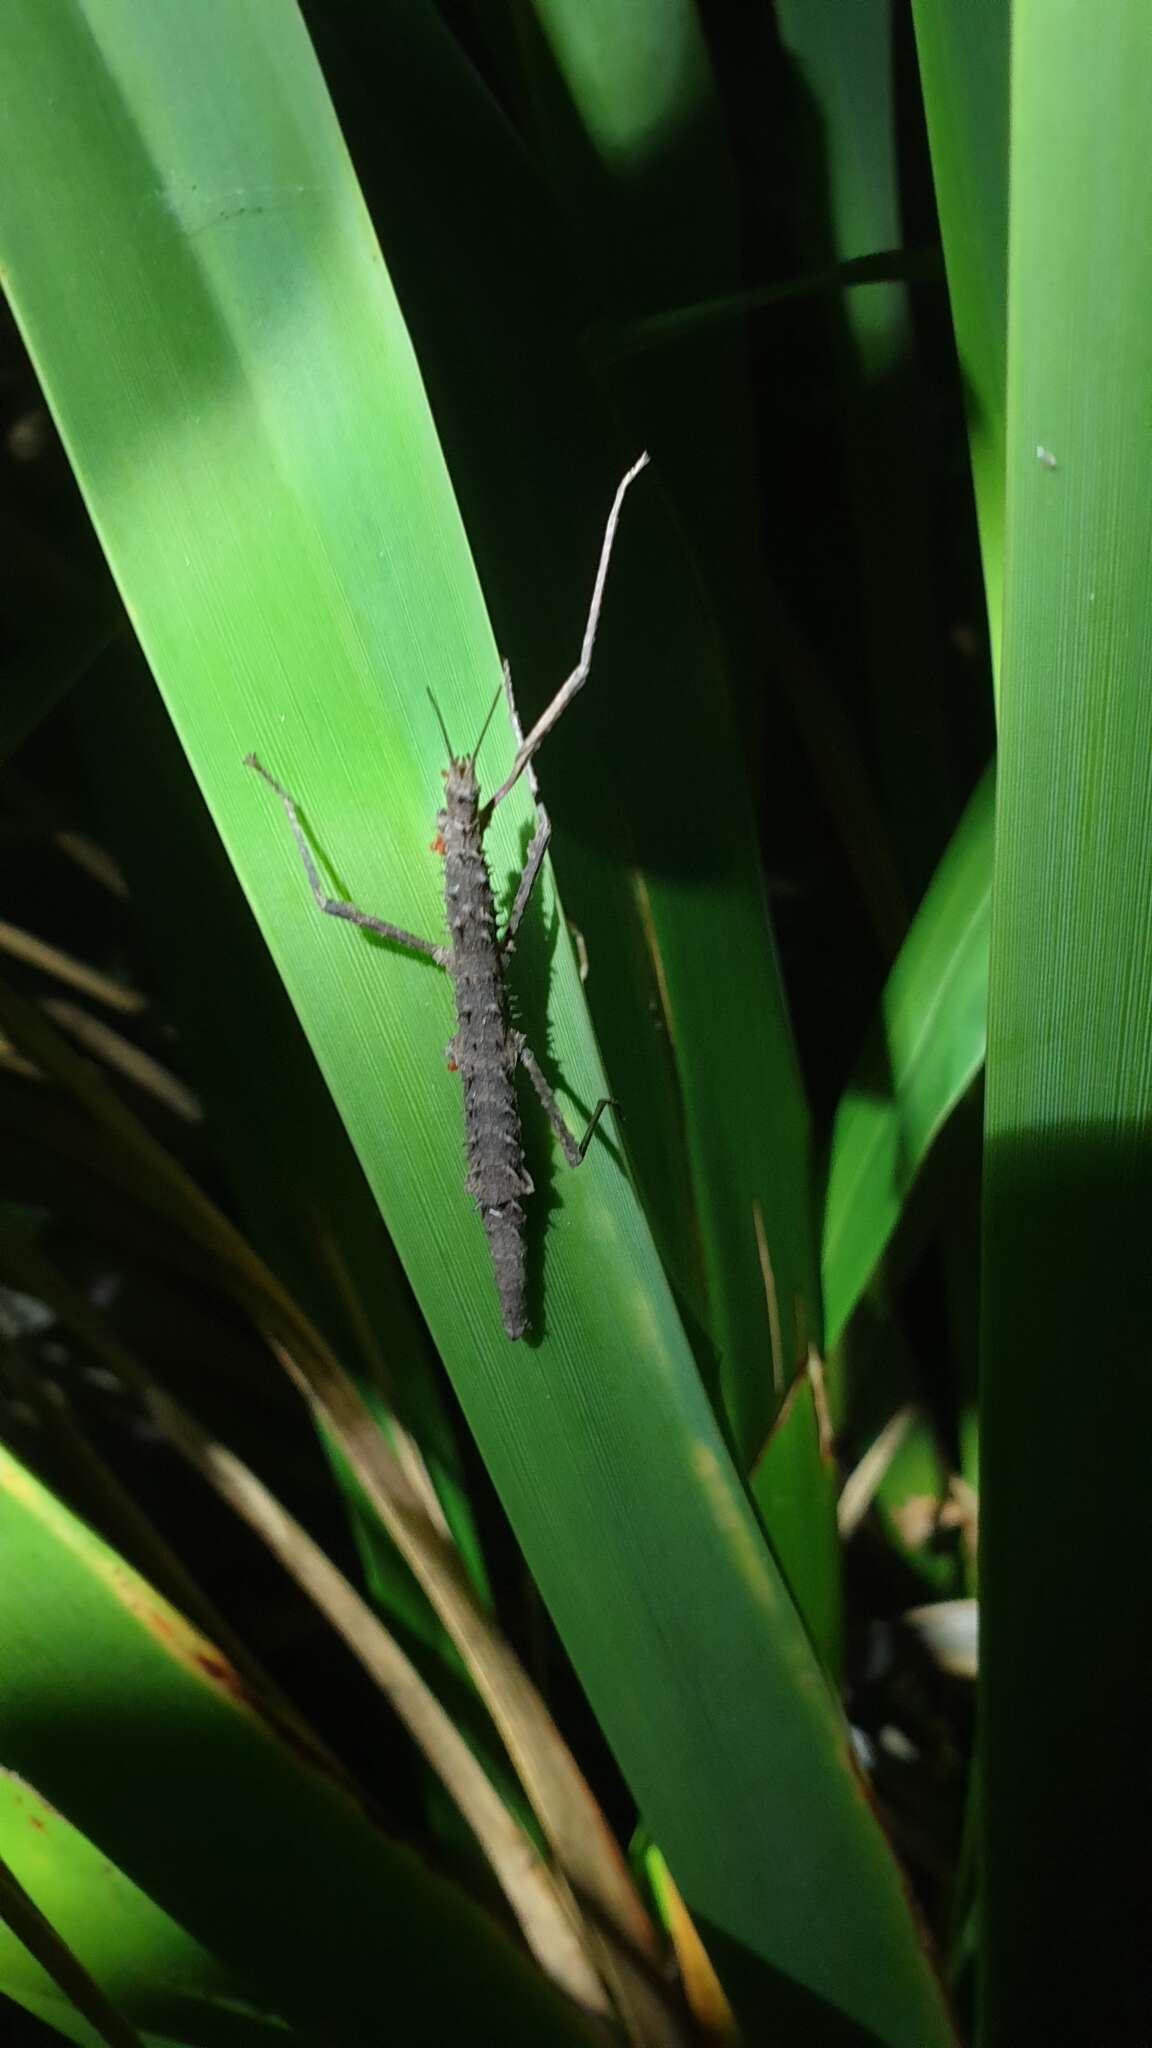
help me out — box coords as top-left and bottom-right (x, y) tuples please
(246, 453), (649, 1339)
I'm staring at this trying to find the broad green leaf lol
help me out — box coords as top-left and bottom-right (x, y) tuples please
(0, 1445), (599, 2046)
(823, 763), (994, 1345)
(981, 5), (1152, 2038)
(0, 6), (952, 2035)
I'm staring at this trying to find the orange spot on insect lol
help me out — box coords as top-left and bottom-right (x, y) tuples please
(446, 1057), (458, 1071)
(430, 834), (446, 855)
(28, 1816), (44, 1831)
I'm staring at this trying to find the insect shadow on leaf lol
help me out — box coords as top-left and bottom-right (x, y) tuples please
(497, 815), (627, 1341)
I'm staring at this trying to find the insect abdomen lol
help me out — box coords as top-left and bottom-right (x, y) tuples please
(442, 785), (531, 1339)
(453, 982), (530, 1339)
(480, 1201), (529, 1341)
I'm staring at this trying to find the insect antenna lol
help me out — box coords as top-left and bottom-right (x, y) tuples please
(426, 688), (457, 764)
(469, 684), (504, 767)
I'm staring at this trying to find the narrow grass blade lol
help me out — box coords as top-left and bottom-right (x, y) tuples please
(872, 1417), (963, 1600)
(145, 1393), (616, 2026)
(644, 1848), (737, 2044)
(40, 1000), (200, 1124)
(981, 4), (1152, 2037)
(823, 764), (994, 1346)
(0, 1849), (142, 2048)
(598, 249), (944, 365)
(910, 0), (1009, 662)
(750, 1359), (841, 1676)
(837, 1405), (915, 1541)
(0, 922), (142, 1014)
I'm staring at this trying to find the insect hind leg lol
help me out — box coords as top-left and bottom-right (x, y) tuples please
(516, 1036), (617, 1166)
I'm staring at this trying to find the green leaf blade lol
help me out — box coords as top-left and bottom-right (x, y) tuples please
(823, 765), (993, 1345)
(981, 3), (1152, 2036)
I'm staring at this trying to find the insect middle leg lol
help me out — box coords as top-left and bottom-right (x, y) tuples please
(245, 755), (446, 963)
(516, 1035), (616, 1167)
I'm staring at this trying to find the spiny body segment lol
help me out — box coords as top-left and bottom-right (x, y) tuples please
(439, 755), (532, 1338)
(246, 453), (648, 1337)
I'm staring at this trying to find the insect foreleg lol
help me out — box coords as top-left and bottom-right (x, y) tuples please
(485, 452), (650, 816)
(245, 755), (447, 964)
(516, 1036), (617, 1167)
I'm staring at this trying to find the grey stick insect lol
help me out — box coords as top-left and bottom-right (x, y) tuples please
(246, 451), (649, 1339)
